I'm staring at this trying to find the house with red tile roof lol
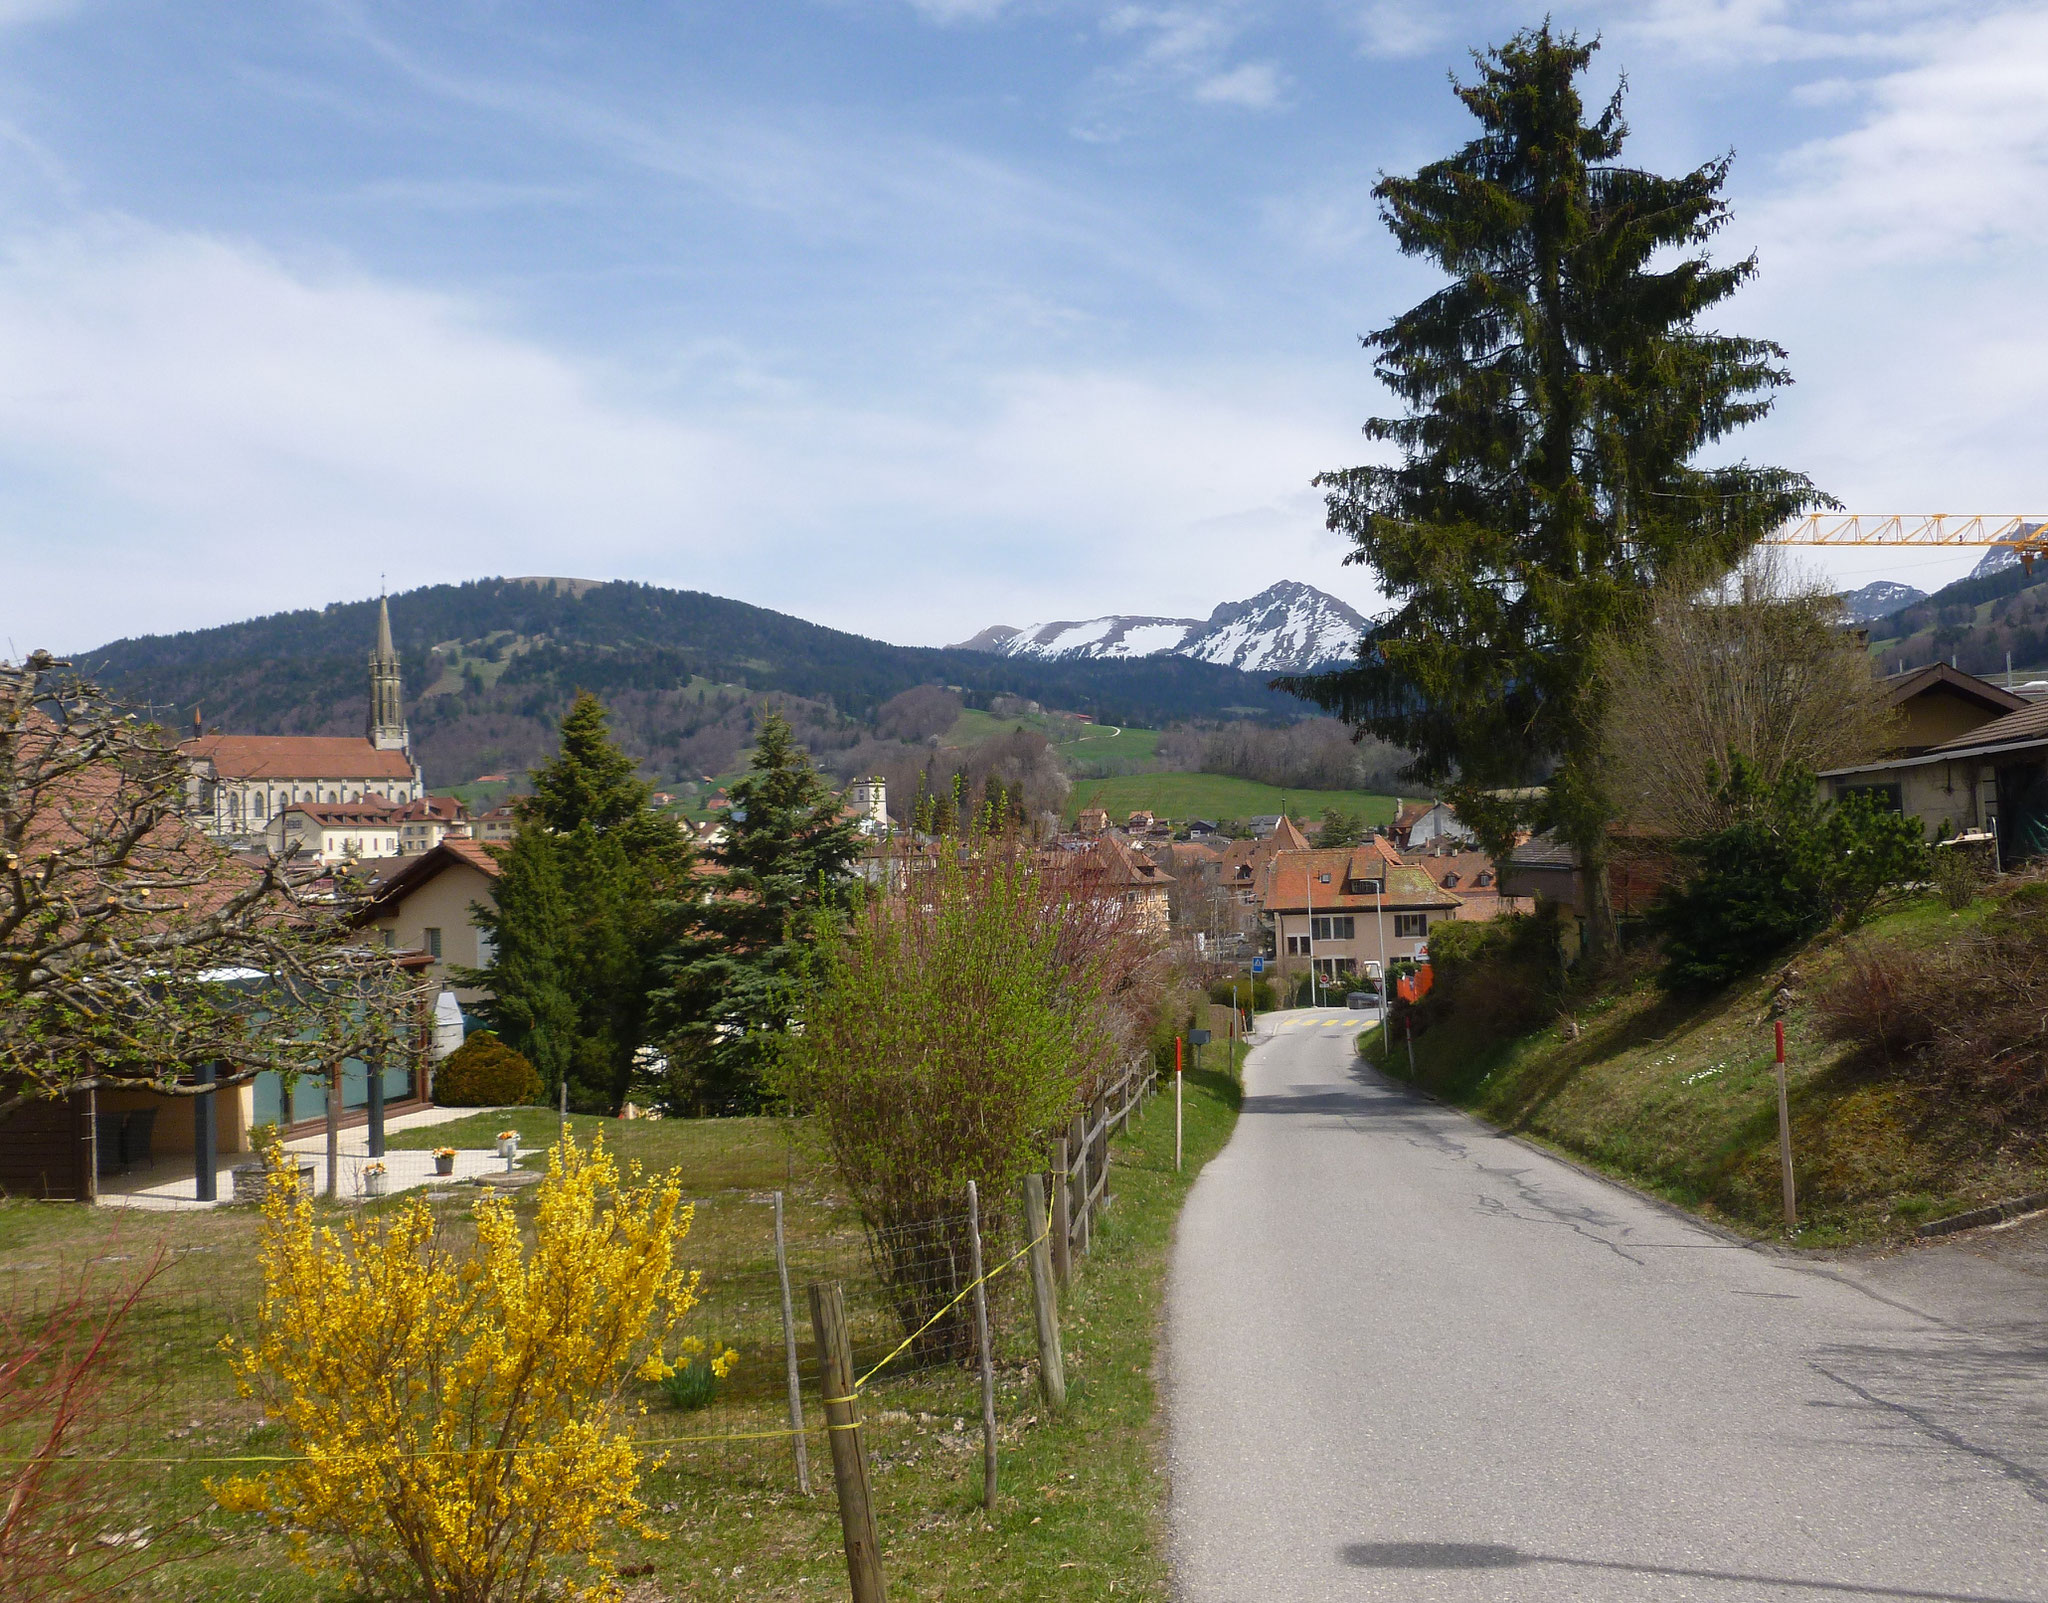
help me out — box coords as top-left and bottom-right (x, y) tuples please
(1257, 845), (1462, 989)
(356, 838), (504, 1003)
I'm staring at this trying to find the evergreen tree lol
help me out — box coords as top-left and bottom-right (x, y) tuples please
(1282, 26), (1825, 960)
(463, 827), (578, 1097)
(652, 712), (864, 1112)
(463, 693), (693, 1112)
(1319, 808), (1367, 848)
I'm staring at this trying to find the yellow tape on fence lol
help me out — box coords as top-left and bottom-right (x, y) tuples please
(851, 1203), (1053, 1392)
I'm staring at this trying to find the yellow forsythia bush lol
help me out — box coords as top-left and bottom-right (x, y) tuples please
(213, 1135), (699, 1602)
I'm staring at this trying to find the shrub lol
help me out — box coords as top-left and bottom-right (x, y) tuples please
(784, 847), (1141, 1363)
(432, 1030), (543, 1106)
(1931, 845), (1981, 911)
(1412, 909), (1560, 1038)
(1814, 883), (2048, 1117)
(1207, 977), (1274, 1013)
(216, 1135), (698, 1602)
(1651, 757), (1928, 992)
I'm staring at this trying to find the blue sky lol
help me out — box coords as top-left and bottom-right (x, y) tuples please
(2, 0), (2044, 654)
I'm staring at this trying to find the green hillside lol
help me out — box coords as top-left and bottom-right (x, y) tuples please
(1067, 773), (1397, 825)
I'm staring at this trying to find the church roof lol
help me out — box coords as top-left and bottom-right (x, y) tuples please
(184, 734), (417, 782)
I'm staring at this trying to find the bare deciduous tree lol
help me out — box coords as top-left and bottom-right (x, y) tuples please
(1, 653), (428, 1123)
(1596, 551), (1897, 837)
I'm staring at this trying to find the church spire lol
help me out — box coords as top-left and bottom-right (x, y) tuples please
(367, 593), (409, 752)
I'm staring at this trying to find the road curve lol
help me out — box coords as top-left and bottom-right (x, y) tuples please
(1166, 1007), (2048, 1602)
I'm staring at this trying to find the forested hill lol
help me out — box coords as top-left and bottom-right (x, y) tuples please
(78, 578), (1322, 787)
(1863, 561), (2048, 678)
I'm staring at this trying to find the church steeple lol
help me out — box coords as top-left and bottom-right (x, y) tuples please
(367, 594), (409, 752)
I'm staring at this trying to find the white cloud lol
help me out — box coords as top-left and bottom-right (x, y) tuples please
(1193, 60), (1286, 108)
(1348, 1), (1445, 60)
(1749, 6), (2048, 260)
(0, 218), (1379, 653)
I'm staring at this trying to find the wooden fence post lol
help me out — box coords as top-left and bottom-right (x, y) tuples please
(1070, 1112), (1091, 1256)
(1020, 1173), (1066, 1411)
(773, 1192), (811, 1495)
(809, 1282), (887, 1603)
(1050, 1141), (1072, 1288)
(966, 1180), (998, 1510)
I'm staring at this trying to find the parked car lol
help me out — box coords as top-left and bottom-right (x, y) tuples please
(1345, 990), (1377, 1010)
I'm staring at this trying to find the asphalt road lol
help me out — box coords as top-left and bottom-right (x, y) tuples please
(1166, 1007), (2048, 1603)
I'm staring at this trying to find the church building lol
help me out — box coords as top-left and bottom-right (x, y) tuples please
(183, 597), (425, 849)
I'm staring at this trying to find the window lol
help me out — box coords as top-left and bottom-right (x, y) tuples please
(1310, 916), (1355, 941)
(424, 927), (443, 960)
(1343, 878), (1383, 896)
(476, 928), (497, 967)
(382, 929), (395, 950)
(253, 796), (266, 820)
(1394, 913), (1428, 940)
(1285, 934), (1311, 955)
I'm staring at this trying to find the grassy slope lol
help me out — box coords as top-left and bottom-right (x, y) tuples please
(2, 1065), (1241, 1601)
(1068, 772), (1396, 826)
(1380, 895), (2048, 1246)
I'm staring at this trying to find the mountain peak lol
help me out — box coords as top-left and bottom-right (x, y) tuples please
(954, 581), (1365, 674)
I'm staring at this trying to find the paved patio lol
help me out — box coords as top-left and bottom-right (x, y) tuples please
(97, 1105), (529, 1211)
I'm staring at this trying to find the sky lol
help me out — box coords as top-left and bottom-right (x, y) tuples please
(1, 0), (2043, 655)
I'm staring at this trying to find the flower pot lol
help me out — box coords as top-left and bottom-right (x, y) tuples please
(495, 1137), (517, 1160)
(433, 1154), (456, 1177)
(233, 1161), (315, 1204)
(364, 1171), (389, 1198)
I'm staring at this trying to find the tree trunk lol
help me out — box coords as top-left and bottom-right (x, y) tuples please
(1578, 826), (1619, 968)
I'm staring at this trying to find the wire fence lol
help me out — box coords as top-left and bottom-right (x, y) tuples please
(1, 1055), (1165, 1593)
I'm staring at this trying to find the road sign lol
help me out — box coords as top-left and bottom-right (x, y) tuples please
(1251, 956), (1264, 974)
(1188, 1029), (1212, 1046)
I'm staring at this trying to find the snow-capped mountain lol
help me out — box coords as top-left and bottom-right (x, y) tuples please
(1836, 580), (1927, 623)
(951, 581), (1365, 674)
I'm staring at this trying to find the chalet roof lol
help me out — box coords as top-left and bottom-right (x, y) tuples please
(1258, 849), (1460, 913)
(1506, 832), (1579, 870)
(1882, 662), (2028, 718)
(1081, 832), (1174, 889)
(1924, 697), (2048, 757)
(356, 838), (502, 919)
(284, 799), (402, 827)
(184, 734), (416, 783)
(394, 794), (465, 822)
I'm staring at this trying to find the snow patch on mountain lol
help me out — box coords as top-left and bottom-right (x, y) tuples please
(1836, 580), (1927, 623)
(951, 582), (1366, 674)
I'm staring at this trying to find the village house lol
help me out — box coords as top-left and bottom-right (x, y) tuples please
(1076, 806), (1110, 835)
(474, 798), (519, 843)
(181, 598), (424, 846)
(1818, 663), (2048, 858)
(1392, 799), (1475, 852)
(1077, 832), (1174, 932)
(358, 838), (505, 1003)
(1257, 841), (1462, 988)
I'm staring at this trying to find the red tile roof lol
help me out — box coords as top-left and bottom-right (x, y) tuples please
(183, 734), (417, 782)
(1259, 849), (1460, 913)
(284, 799), (403, 826)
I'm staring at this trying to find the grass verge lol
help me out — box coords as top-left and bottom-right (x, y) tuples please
(1375, 894), (2048, 1248)
(0, 1068), (1241, 1601)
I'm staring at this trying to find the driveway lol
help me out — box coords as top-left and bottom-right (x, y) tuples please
(1167, 1007), (2048, 1601)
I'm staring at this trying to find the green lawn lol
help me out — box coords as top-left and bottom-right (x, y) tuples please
(1068, 773), (1396, 826)
(3, 1067), (1243, 1601)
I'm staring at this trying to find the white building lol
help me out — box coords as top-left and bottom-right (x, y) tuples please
(846, 775), (889, 836)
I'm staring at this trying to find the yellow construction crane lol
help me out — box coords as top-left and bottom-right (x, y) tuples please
(1769, 514), (2048, 573)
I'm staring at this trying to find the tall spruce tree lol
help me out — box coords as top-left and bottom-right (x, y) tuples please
(463, 692), (692, 1112)
(1282, 26), (1826, 959)
(652, 711), (863, 1113)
